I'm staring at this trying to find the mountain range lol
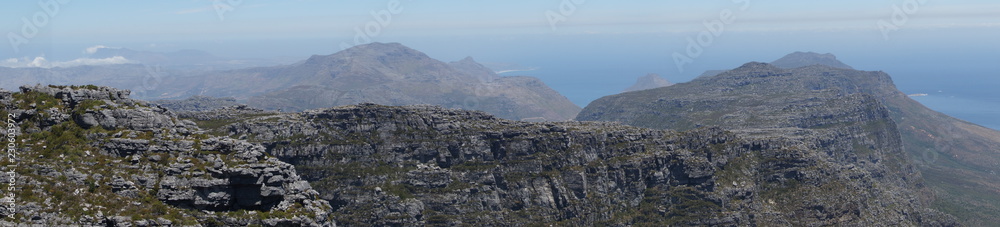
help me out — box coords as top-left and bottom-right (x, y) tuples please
(1, 50), (989, 225)
(1, 43), (582, 121)
(0, 44), (996, 225)
(578, 52), (1000, 225)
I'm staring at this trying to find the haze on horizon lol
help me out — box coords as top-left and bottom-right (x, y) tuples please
(2, 0), (999, 128)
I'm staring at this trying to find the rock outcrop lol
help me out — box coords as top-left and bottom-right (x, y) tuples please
(0, 85), (334, 226)
(151, 96), (242, 112)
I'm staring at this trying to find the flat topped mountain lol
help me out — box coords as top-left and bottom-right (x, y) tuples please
(623, 73), (673, 92)
(578, 53), (1000, 225)
(770, 51), (853, 69)
(162, 42), (580, 121)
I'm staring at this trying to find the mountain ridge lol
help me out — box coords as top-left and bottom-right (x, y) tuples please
(578, 54), (1000, 225)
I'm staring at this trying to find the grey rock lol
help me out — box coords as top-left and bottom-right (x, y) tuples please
(202, 102), (958, 226)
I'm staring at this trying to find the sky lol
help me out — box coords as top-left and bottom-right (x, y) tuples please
(2, 0), (999, 116)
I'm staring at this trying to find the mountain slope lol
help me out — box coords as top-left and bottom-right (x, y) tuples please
(171, 42), (579, 121)
(578, 56), (1000, 225)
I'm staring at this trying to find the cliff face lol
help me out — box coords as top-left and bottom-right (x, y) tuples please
(0, 85), (334, 226)
(197, 102), (956, 225)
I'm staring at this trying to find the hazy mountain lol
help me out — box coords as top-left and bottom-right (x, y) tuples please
(623, 73), (672, 92)
(449, 56), (501, 82)
(89, 47), (294, 70)
(578, 54), (1000, 225)
(91, 48), (218, 66)
(693, 52), (850, 80)
(175, 42), (579, 121)
(770, 51), (854, 69)
(0, 64), (171, 92)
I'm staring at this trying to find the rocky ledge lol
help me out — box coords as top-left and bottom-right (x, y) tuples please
(0, 85), (335, 226)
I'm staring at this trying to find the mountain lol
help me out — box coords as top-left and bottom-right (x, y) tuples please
(693, 52), (849, 80)
(168, 42), (580, 121)
(578, 54), (1000, 225)
(1, 43), (581, 120)
(0, 84), (962, 225)
(90, 48), (218, 66)
(0, 64), (168, 92)
(0, 85), (333, 225)
(770, 51), (854, 69)
(623, 73), (673, 92)
(449, 56), (501, 82)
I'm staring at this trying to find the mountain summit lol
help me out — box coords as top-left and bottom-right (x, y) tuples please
(770, 51), (853, 69)
(623, 73), (673, 92)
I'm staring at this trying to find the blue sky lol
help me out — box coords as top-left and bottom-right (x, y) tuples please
(3, 0), (999, 56)
(2, 0), (1000, 109)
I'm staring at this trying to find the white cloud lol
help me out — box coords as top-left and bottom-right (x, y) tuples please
(85, 45), (120, 54)
(0, 56), (134, 68)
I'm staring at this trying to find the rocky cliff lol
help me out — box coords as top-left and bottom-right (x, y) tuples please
(195, 102), (956, 226)
(0, 85), (334, 226)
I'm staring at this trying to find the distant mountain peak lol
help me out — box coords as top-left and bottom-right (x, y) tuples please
(725, 61), (785, 74)
(770, 52), (853, 69)
(458, 56), (476, 62)
(343, 42), (419, 55)
(304, 42), (432, 66)
(623, 73), (673, 92)
(449, 56), (499, 82)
